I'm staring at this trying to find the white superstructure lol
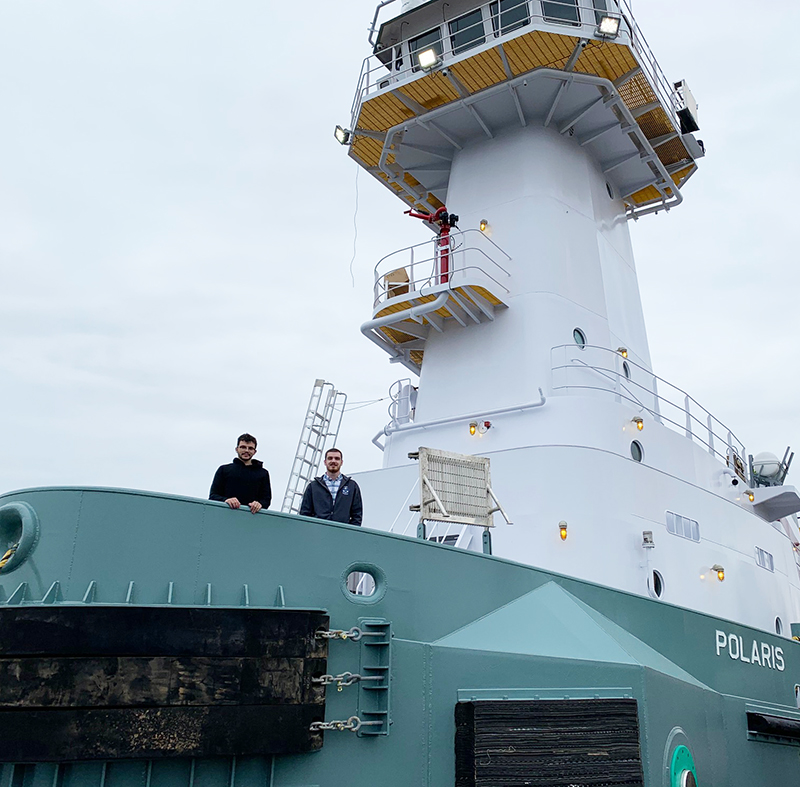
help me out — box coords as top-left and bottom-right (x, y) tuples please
(343, 0), (800, 636)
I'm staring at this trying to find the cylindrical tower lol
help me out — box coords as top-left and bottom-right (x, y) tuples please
(349, 0), (703, 453)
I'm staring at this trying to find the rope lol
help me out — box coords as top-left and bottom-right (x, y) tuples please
(0, 543), (18, 572)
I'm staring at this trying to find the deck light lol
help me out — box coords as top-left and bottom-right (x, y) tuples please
(597, 15), (620, 39)
(712, 564), (725, 581)
(334, 125), (351, 145)
(617, 347), (628, 358)
(469, 420), (478, 435)
(559, 521), (568, 541)
(417, 48), (440, 71)
(632, 417), (644, 431)
(746, 490), (755, 502)
(479, 218), (489, 232)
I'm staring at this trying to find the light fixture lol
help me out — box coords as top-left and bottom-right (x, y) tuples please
(479, 218), (489, 232)
(642, 530), (654, 549)
(712, 564), (725, 581)
(559, 521), (568, 541)
(597, 15), (620, 38)
(632, 417), (644, 431)
(478, 420), (491, 434)
(417, 48), (440, 71)
(617, 347), (628, 358)
(469, 421), (478, 436)
(334, 125), (351, 145)
(746, 490), (755, 502)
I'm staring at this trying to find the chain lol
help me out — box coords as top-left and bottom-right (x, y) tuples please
(316, 626), (364, 641)
(315, 627), (385, 642)
(309, 715), (362, 733)
(312, 671), (383, 691)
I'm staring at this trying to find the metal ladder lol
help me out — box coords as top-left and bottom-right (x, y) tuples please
(281, 380), (347, 514)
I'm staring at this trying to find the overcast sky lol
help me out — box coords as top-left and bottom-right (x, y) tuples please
(1, 0), (798, 503)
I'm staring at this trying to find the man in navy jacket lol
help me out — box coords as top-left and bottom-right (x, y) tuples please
(300, 448), (363, 526)
(209, 433), (271, 514)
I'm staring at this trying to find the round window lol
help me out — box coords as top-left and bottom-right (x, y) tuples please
(631, 440), (644, 462)
(648, 569), (664, 599)
(776, 617), (784, 636)
(573, 328), (586, 349)
(623, 361), (631, 378)
(606, 182), (614, 199)
(681, 772), (697, 787)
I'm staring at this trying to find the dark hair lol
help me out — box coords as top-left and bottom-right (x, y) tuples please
(325, 447), (343, 460)
(237, 433), (257, 448)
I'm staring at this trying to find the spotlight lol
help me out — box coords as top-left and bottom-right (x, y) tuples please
(632, 417), (644, 431)
(469, 421), (477, 436)
(642, 530), (654, 549)
(559, 521), (568, 541)
(712, 564), (725, 582)
(746, 490), (755, 502)
(597, 15), (620, 38)
(334, 125), (351, 145)
(417, 48), (440, 71)
(479, 218), (489, 232)
(617, 347), (628, 358)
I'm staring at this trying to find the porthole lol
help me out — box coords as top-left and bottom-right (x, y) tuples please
(606, 181), (614, 199)
(631, 440), (644, 462)
(573, 327), (586, 348)
(623, 360), (631, 378)
(776, 617), (784, 636)
(341, 561), (387, 605)
(648, 569), (664, 599)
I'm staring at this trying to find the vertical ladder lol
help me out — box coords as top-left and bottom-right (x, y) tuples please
(281, 380), (347, 514)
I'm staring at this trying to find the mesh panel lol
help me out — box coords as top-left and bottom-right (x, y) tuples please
(419, 448), (493, 527)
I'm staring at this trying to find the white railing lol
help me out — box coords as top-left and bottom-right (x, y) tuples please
(373, 229), (511, 308)
(353, 0), (680, 130)
(551, 344), (747, 466)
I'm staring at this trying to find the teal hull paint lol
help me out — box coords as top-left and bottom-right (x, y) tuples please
(1, 487), (799, 786)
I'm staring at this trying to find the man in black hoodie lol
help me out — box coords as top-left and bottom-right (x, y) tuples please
(209, 433), (271, 514)
(300, 448), (363, 526)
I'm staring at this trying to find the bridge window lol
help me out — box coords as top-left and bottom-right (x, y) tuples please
(410, 27), (443, 71)
(490, 0), (530, 36)
(449, 10), (485, 55)
(543, 0), (580, 25)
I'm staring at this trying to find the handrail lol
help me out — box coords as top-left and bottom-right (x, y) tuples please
(551, 345), (747, 465)
(352, 0), (679, 131)
(373, 229), (512, 307)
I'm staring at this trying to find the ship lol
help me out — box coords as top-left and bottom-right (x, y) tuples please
(2, 0), (800, 785)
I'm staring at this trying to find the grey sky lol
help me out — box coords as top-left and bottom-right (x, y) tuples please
(1, 1), (798, 501)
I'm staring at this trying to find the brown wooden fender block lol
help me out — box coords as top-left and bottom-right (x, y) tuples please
(0, 606), (329, 761)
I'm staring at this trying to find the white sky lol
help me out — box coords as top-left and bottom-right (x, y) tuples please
(1, 1), (798, 502)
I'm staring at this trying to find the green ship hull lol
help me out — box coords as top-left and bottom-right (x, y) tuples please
(1, 487), (798, 785)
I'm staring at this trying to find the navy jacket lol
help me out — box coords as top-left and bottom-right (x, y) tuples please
(209, 458), (271, 508)
(299, 475), (362, 526)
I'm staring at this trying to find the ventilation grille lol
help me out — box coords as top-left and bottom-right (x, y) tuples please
(455, 698), (644, 787)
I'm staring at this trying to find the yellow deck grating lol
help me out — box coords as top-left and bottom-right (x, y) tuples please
(450, 48), (508, 93)
(617, 71), (657, 111)
(572, 40), (638, 82)
(353, 27), (693, 211)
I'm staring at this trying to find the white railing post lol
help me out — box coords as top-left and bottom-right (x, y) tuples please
(684, 395), (692, 439)
(707, 414), (714, 456)
(651, 376), (663, 424)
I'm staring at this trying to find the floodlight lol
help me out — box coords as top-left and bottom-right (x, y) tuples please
(417, 48), (440, 71)
(597, 15), (620, 38)
(334, 125), (351, 145)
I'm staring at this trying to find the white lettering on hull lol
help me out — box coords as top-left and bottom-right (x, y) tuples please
(715, 630), (784, 671)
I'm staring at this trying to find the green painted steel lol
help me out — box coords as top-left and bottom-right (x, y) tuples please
(1, 487), (799, 786)
(671, 745), (697, 786)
